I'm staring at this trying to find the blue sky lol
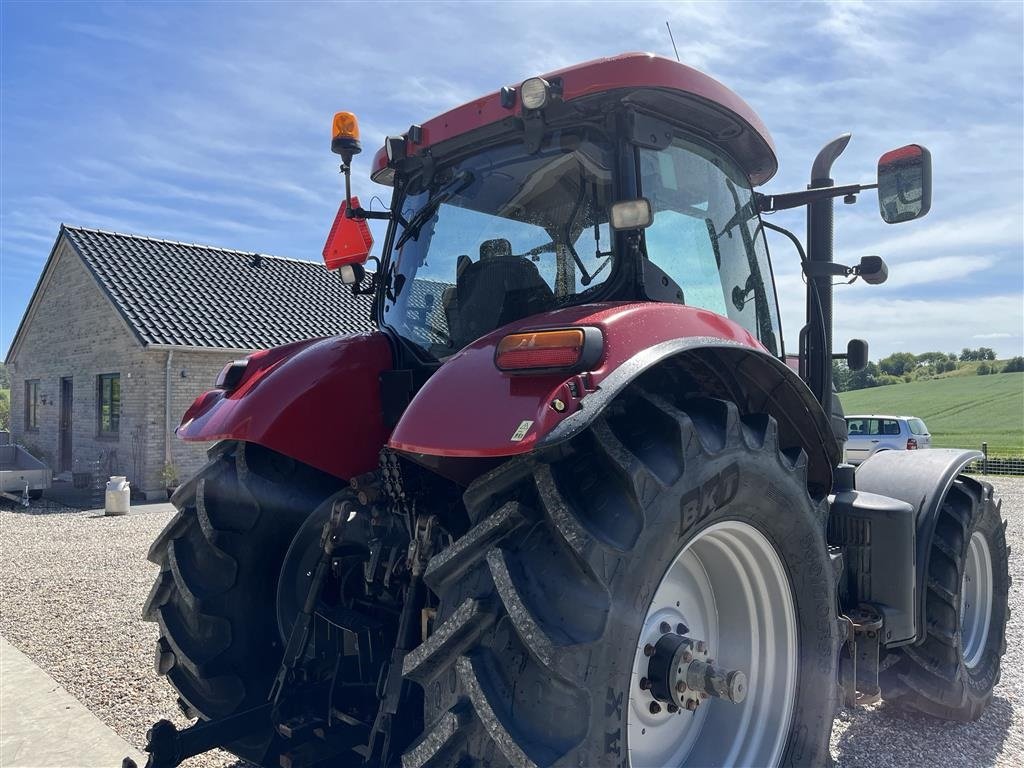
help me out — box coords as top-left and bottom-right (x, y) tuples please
(2, 0), (1022, 359)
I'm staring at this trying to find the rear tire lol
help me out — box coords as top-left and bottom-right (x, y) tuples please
(881, 477), (1008, 721)
(402, 387), (839, 767)
(143, 442), (341, 758)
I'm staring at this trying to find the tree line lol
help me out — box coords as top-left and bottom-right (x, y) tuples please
(833, 348), (1024, 392)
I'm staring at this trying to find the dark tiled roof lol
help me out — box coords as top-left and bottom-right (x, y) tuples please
(62, 226), (375, 349)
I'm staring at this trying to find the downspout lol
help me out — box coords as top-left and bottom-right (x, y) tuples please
(164, 350), (173, 470)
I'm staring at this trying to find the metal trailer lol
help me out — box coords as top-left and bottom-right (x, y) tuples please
(0, 443), (52, 505)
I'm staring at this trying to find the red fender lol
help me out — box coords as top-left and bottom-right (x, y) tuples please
(388, 302), (768, 459)
(178, 332), (393, 480)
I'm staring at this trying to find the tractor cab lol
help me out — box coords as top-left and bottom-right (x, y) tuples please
(328, 54), (783, 363)
(383, 127), (780, 359)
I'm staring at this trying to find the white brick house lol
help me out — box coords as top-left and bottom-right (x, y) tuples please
(5, 226), (373, 498)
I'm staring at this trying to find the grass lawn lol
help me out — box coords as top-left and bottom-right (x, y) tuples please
(840, 372), (1024, 455)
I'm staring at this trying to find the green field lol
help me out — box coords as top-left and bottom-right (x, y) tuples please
(840, 372), (1024, 455)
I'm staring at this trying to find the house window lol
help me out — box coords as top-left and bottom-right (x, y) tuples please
(25, 380), (40, 431)
(97, 373), (120, 437)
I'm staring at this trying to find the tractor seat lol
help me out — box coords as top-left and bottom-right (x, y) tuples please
(448, 239), (554, 346)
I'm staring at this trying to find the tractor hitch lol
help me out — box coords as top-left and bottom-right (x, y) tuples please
(123, 704), (273, 768)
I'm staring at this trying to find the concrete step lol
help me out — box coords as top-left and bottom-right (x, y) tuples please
(1, 637), (146, 768)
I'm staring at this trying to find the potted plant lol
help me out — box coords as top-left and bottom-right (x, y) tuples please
(160, 462), (179, 499)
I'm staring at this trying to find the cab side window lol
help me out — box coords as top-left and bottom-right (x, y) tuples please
(638, 137), (782, 354)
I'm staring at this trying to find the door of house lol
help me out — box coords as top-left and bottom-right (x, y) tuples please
(60, 377), (73, 473)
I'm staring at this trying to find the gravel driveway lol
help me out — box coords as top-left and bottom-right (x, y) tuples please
(1, 478), (1021, 767)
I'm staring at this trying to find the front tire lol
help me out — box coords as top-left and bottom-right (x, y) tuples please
(881, 477), (1008, 720)
(403, 388), (838, 767)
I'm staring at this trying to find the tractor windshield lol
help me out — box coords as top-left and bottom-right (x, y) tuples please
(638, 136), (782, 354)
(382, 130), (615, 359)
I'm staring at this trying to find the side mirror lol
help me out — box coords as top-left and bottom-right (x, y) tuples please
(322, 197), (374, 270)
(846, 339), (869, 371)
(877, 144), (931, 224)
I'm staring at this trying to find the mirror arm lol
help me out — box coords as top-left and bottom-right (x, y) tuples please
(756, 182), (877, 213)
(802, 261), (852, 278)
(347, 208), (393, 221)
(339, 161), (394, 221)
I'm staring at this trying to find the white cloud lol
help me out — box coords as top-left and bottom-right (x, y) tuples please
(832, 294), (1023, 359)
(777, 278), (1023, 359)
(851, 208), (1023, 263)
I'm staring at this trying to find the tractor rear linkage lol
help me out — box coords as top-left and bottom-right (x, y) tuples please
(127, 468), (441, 768)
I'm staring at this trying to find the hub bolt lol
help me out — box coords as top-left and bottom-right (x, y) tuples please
(660, 621), (672, 634)
(675, 680), (687, 693)
(686, 700), (699, 711)
(667, 703), (679, 713)
(639, 677), (651, 691)
(696, 641), (707, 653)
(643, 644), (656, 657)
(649, 701), (662, 714)
(682, 650), (692, 662)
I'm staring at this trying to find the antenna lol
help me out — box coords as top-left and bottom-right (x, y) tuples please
(665, 21), (680, 62)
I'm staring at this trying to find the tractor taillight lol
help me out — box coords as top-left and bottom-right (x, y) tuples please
(495, 328), (601, 373)
(907, 438), (918, 450)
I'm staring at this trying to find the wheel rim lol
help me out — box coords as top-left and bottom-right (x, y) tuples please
(627, 521), (798, 767)
(961, 530), (993, 669)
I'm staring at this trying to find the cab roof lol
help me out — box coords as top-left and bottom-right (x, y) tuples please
(372, 52), (778, 187)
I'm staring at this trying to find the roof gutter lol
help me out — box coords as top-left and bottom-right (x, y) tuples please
(147, 343), (257, 355)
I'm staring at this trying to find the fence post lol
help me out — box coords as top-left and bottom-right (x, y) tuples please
(981, 442), (988, 475)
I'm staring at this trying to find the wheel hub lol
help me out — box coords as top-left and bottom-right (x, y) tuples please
(643, 630), (748, 714)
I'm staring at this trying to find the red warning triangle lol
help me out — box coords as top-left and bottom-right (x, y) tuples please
(323, 196), (374, 270)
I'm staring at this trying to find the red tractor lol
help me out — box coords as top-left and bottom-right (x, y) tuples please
(134, 53), (1008, 768)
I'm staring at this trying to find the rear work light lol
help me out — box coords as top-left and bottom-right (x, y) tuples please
(495, 327), (602, 373)
(907, 438), (918, 450)
(520, 77), (551, 110)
